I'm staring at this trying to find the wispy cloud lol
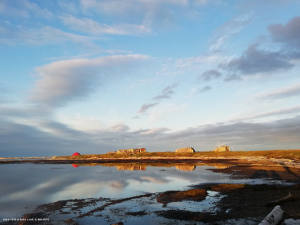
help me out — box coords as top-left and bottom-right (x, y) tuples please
(0, 24), (93, 46)
(79, 0), (210, 30)
(61, 15), (151, 36)
(137, 83), (178, 115)
(80, 0), (191, 15)
(199, 70), (222, 81)
(138, 103), (159, 114)
(0, 0), (53, 18)
(153, 84), (177, 100)
(232, 105), (300, 122)
(198, 85), (212, 93)
(209, 13), (253, 52)
(257, 83), (300, 100)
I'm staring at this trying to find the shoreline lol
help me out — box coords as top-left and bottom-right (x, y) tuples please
(1, 153), (300, 169)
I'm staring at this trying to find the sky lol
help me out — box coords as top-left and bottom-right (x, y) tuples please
(1, 0), (300, 156)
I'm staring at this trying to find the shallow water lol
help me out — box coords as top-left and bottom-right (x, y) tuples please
(0, 162), (280, 220)
(0, 163), (298, 225)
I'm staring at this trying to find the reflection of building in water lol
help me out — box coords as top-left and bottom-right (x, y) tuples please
(175, 164), (196, 171)
(211, 164), (232, 169)
(115, 164), (146, 171)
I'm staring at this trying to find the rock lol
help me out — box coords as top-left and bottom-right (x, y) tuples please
(214, 145), (230, 152)
(210, 184), (245, 192)
(111, 222), (124, 225)
(283, 219), (300, 225)
(157, 189), (207, 206)
(175, 147), (195, 153)
(64, 218), (79, 225)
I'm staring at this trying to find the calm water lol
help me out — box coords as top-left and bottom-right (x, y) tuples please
(0, 162), (272, 220)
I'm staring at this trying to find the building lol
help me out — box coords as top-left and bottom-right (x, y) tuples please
(175, 147), (196, 153)
(214, 145), (230, 152)
(116, 148), (146, 154)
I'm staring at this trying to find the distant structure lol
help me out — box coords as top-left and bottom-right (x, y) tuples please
(214, 145), (230, 152)
(116, 148), (146, 154)
(72, 152), (81, 156)
(175, 147), (195, 153)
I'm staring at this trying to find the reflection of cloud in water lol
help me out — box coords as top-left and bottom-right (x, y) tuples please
(110, 180), (125, 190)
(52, 180), (127, 200)
(126, 176), (193, 194)
(140, 176), (167, 184)
(0, 162), (259, 218)
(52, 180), (105, 200)
(0, 177), (64, 202)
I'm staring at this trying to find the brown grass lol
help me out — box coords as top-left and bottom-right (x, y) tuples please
(52, 150), (300, 161)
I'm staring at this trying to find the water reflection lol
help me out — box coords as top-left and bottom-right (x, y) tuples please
(0, 160), (299, 219)
(70, 162), (204, 171)
(0, 163), (235, 218)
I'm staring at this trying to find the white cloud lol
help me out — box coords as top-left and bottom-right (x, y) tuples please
(31, 54), (149, 108)
(176, 53), (231, 71)
(0, 0), (53, 18)
(80, 0), (190, 14)
(61, 15), (151, 36)
(209, 13), (253, 52)
(79, 0), (210, 29)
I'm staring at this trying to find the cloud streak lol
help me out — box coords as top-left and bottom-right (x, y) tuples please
(257, 83), (300, 100)
(61, 15), (151, 36)
(0, 0), (53, 18)
(209, 13), (253, 52)
(0, 24), (93, 46)
(137, 83), (178, 115)
(232, 105), (300, 122)
(138, 103), (159, 114)
(153, 84), (177, 100)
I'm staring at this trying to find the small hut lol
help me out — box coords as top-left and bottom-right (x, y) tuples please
(72, 152), (81, 156)
(175, 147), (195, 153)
(214, 145), (230, 152)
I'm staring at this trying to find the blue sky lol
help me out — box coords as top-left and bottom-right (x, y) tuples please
(1, 0), (300, 156)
